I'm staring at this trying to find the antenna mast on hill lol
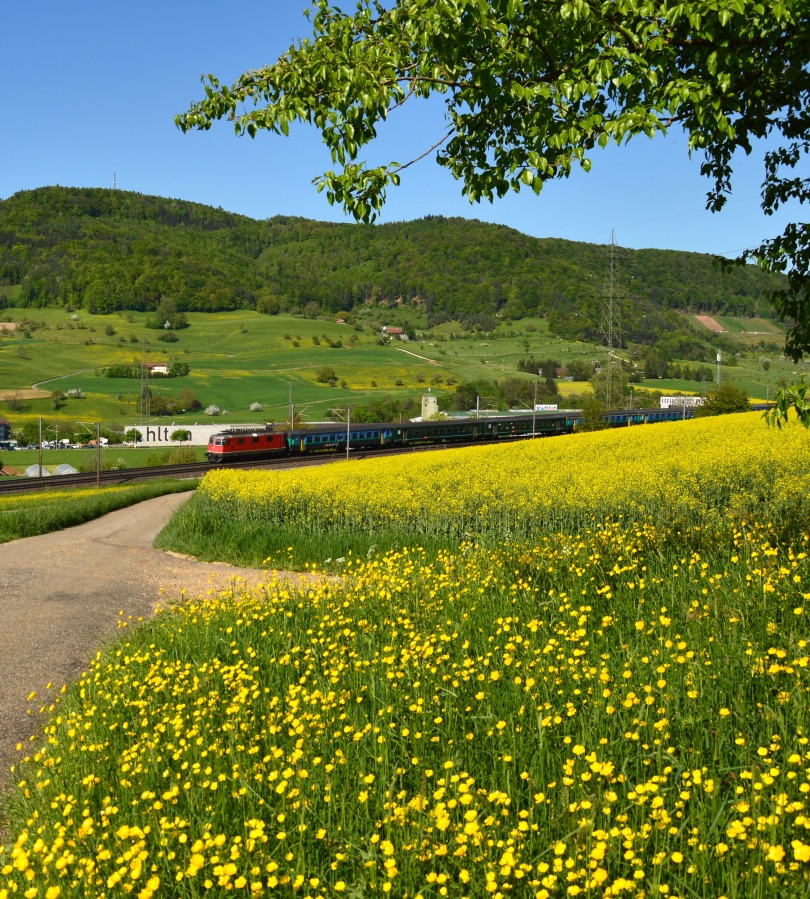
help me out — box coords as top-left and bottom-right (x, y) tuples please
(598, 231), (624, 410)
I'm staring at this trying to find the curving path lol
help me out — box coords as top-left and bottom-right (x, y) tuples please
(0, 493), (268, 799)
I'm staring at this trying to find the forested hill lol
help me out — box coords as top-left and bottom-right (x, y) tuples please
(0, 186), (782, 323)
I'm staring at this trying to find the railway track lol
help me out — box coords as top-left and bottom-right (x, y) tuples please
(0, 440), (490, 495)
(0, 455), (325, 495)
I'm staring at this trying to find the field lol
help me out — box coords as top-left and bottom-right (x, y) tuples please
(2, 412), (809, 898)
(0, 307), (806, 437)
(0, 445), (206, 476)
(157, 411), (810, 567)
(0, 480), (195, 544)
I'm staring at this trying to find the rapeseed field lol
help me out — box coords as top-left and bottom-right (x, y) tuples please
(2, 413), (809, 898)
(197, 412), (810, 553)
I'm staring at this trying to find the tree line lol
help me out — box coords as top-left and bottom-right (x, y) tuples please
(0, 188), (782, 336)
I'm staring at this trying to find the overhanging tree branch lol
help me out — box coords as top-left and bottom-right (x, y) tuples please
(177, 0), (810, 359)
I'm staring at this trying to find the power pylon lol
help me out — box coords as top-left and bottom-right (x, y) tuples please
(139, 335), (151, 423)
(598, 231), (624, 409)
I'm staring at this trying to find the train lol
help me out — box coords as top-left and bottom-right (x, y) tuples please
(205, 406), (698, 463)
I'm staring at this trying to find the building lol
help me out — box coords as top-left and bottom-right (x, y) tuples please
(0, 417), (11, 442)
(128, 423), (265, 447)
(381, 326), (409, 340)
(660, 396), (704, 409)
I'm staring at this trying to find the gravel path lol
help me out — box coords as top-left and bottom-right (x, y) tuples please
(0, 492), (270, 799)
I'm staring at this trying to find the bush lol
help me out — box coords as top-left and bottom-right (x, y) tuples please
(168, 446), (197, 464)
(695, 383), (750, 417)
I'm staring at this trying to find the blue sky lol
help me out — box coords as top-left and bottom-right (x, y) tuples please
(1, 1), (801, 258)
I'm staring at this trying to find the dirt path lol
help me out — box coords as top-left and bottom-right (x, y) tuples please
(0, 493), (272, 797)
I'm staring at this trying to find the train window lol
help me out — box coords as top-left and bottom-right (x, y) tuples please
(253, 436), (260, 443)
(237, 437), (245, 444)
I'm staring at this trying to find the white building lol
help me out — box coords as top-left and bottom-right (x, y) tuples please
(660, 396), (704, 408)
(128, 423), (266, 447)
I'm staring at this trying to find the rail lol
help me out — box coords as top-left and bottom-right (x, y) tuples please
(0, 436), (517, 496)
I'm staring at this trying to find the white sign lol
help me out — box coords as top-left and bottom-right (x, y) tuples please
(534, 404), (558, 412)
(660, 396), (704, 408)
(129, 423), (266, 447)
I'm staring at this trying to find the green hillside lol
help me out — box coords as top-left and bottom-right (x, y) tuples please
(0, 187), (783, 329)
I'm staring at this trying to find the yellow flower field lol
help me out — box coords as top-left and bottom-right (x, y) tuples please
(2, 520), (809, 897)
(198, 413), (810, 545)
(3, 412), (809, 897)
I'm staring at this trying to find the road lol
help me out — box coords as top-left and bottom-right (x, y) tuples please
(0, 492), (268, 800)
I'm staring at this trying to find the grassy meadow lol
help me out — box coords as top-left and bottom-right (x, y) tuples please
(0, 445), (206, 476)
(2, 411), (810, 898)
(0, 481), (195, 544)
(0, 307), (805, 437)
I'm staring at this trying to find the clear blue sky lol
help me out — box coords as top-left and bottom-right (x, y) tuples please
(1, 1), (801, 258)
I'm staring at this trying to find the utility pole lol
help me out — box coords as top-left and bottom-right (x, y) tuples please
(532, 369), (542, 437)
(716, 351), (722, 386)
(139, 334), (150, 430)
(346, 407), (351, 461)
(289, 383), (295, 428)
(96, 422), (101, 487)
(599, 231), (623, 410)
(38, 417), (43, 478)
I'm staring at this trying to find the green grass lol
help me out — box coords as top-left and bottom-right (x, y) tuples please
(2, 307), (802, 432)
(0, 480), (195, 543)
(1, 445), (206, 474)
(154, 494), (444, 571)
(2, 520), (808, 897)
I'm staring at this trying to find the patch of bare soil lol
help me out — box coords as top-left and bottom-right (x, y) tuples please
(0, 388), (51, 400)
(694, 314), (727, 333)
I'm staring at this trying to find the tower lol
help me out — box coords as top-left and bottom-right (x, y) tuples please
(597, 231), (624, 410)
(139, 335), (151, 424)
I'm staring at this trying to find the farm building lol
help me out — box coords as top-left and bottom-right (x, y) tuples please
(381, 326), (409, 340)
